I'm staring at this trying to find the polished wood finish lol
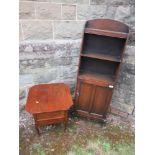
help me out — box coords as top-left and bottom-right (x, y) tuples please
(78, 72), (114, 87)
(82, 34), (125, 59)
(84, 28), (128, 38)
(25, 83), (73, 134)
(75, 19), (129, 121)
(80, 57), (119, 78)
(90, 86), (112, 115)
(81, 53), (121, 62)
(76, 81), (94, 112)
(85, 19), (129, 33)
(75, 80), (112, 120)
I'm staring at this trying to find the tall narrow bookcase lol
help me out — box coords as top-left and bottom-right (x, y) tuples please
(75, 19), (129, 121)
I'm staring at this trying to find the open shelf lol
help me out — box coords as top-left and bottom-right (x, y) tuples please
(84, 28), (128, 39)
(81, 53), (121, 62)
(79, 57), (119, 84)
(82, 34), (125, 59)
(78, 71), (115, 85)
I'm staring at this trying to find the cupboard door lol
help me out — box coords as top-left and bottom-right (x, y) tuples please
(90, 86), (113, 115)
(76, 80), (94, 112)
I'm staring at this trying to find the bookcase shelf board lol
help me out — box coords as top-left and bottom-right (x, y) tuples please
(80, 53), (121, 62)
(78, 72), (115, 86)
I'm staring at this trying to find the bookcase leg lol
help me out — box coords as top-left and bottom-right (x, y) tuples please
(102, 114), (107, 124)
(35, 125), (40, 135)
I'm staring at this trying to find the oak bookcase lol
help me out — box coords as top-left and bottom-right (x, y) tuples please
(74, 19), (129, 121)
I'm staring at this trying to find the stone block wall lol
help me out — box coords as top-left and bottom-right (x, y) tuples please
(19, 0), (135, 43)
(19, 0), (135, 118)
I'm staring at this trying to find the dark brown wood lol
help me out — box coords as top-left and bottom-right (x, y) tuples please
(81, 53), (121, 62)
(25, 83), (73, 134)
(78, 72), (114, 87)
(79, 57), (119, 78)
(75, 81), (94, 112)
(90, 86), (112, 115)
(64, 111), (68, 131)
(85, 19), (129, 33)
(74, 19), (129, 121)
(76, 81), (112, 118)
(82, 34), (125, 59)
(85, 28), (128, 39)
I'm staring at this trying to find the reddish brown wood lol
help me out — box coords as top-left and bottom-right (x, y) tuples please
(81, 53), (121, 62)
(78, 72), (114, 87)
(76, 81), (112, 119)
(90, 86), (112, 115)
(85, 19), (129, 33)
(74, 19), (129, 121)
(77, 110), (106, 121)
(85, 28), (128, 39)
(25, 83), (73, 134)
(76, 81), (94, 112)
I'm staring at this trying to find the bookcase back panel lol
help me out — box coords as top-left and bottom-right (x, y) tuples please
(82, 34), (125, 58)
(79, 57), (119, 76)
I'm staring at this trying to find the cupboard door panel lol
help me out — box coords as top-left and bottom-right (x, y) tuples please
(76, 81), (94, 112)
(90, 86), (112, 115)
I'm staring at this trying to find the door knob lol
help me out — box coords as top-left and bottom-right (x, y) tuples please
(76, 92), (80, 96)
(108, 85), (114, 88)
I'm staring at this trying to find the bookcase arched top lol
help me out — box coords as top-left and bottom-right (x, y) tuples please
(85, 19), (129, 33)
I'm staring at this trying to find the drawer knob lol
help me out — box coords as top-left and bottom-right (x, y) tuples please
(108, 85), (114, 88)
